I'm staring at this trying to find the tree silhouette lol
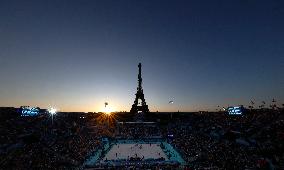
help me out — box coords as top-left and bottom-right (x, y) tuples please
(249, 100), (254, 110)
(271, 98), (277, 110)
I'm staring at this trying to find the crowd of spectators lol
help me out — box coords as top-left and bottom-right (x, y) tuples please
(1, 107), (283, 169)
(166, 109), (284, 169)
(116, 122), (161, 139)
(0, 112), (104, 170)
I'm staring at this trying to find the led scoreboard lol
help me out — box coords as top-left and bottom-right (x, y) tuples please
(20, 106), (40, 116)
(227, 106), (244, 115)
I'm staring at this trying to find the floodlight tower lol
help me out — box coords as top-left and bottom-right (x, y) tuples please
(169, 100), (174, 119)
(48, 108), (57, 125)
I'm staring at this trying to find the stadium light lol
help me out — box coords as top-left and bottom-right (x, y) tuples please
(48, 107), (57, 115)
(48, 107), (57, 125)
(169, 99), (174, 119)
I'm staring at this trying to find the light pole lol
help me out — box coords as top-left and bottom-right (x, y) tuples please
(48, 107), (57, 125)
(169, 100), (174, 119)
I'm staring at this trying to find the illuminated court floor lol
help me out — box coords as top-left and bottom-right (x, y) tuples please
(102, 143), (168, 161)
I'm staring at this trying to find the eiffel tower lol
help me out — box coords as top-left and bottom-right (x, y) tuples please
(130, 63), (149, 114)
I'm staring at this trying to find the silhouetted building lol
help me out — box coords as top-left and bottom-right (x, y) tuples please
(130, 63), (149, 114)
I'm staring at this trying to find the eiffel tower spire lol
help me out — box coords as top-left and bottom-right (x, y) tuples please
(130, 63), (149, 114)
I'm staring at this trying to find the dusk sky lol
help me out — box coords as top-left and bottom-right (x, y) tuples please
(0, 0), (283, 112)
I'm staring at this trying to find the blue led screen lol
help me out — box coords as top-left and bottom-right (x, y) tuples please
(21, 106), (40, 116)
(227, 106), (243, 115)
